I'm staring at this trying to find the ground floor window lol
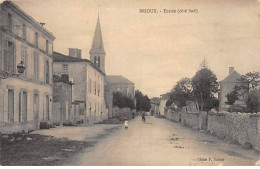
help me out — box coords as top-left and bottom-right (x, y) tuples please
(8, 89), (14, 122)
(19, 91), (27, 122)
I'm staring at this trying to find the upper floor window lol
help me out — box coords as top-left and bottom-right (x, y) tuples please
(45, 60), (50, 84)
(34, 52), (39, 80)
(98, 56), (100, 68)
(22, 24), (26, 40)
(95, 82), (97, 95)
(4, 41), (14, 74)
(35, 32), (38, 47)
(94, 56), (97, 65)
(8, 13), (12, 32)
(89, 79), (92, 93)
(63, 64), (68, 72)
(46, 40), (49, 53)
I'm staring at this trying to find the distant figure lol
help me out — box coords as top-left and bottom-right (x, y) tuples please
(132, 112), (135, 119)
(124, 120), (128, 130)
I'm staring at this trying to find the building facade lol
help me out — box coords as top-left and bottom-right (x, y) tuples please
(52, 74), (73, 125)
(104, 75), (135, 118)
(219, 67), (249, 111)
(0, 1), (55, 133)
(53, 16), (107, 124)
(159, 93), (170, 116)
(149, 97), (160, 116)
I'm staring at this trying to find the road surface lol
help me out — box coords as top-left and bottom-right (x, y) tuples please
(69, 116), (260, 166)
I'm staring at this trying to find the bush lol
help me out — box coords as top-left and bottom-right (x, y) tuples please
(245, 90), (260, 113)
(39, 122), (50, 129)
(63, 122), (75, 126)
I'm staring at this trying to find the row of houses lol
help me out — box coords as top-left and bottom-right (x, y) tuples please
(155, 67), (250, 116)
(0, 1), (135, 134)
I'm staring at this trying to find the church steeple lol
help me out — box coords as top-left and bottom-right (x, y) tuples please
(89, 15), (106, 73)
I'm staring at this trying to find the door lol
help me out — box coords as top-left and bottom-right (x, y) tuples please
(33, 94), (39, 129)
(8, 89), (14, 122)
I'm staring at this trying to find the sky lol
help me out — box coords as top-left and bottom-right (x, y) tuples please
(12, 0), (260, 98)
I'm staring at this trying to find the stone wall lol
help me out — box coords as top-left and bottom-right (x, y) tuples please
(165, 109), (181, 123)
(207, 111), (260, 151)
(165, 109), (260, 151)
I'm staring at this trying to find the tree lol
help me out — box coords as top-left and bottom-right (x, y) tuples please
(239, 72), (260, 90)
(135, 90), (151, 111)
(167, 78), (193, 107)
(191, 67), (219, 111)
(245, 90), (260, 113)
(225, 86), (240, 105)
(113, 92), (135, 109)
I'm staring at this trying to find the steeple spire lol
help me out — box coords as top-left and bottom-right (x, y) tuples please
(89, 15), (105, 54)
(89, 15), (106, 73)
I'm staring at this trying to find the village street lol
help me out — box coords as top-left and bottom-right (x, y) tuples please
(61, 116), (259, 166)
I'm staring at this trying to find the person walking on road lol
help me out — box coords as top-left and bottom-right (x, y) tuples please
(124, 120), (128, 130)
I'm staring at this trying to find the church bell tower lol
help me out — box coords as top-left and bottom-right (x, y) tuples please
(89, 15), (106, 73)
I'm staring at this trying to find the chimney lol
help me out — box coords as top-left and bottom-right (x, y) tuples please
(229, 67), (235, 75)
(69, 48), (82, 58)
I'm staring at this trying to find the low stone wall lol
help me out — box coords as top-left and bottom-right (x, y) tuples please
(165, 109), (181, 122)
(181, 112), (200, 129)
(165, 109), (260, 151)
(207, 111), (260, 151)
(0, 121), (35, 134)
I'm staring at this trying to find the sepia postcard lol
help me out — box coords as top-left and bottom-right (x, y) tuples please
(0, 0), (260, 166)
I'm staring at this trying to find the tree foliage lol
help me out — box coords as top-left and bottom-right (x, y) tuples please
(245, 90), (260, 113)
(167, 78), (193, 107)
(191, 68), (219, 111)
(225, 86), (240, 105)
(239, 72), (260, 90)
(135, 90), (151, 111)
(113, 92), (135, 109)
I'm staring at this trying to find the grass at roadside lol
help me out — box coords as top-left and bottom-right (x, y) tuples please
(0, 134), (94, 166)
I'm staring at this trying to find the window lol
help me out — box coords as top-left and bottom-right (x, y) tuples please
(34, 52), (39, 80)
(35, 32), (38, 47)
(22, 24), (26, 40)
(94, 56), (97, 65)
(63, 64), (68, 72)
(21, 46), (27, 77)
(89, 79), (92, 93)
(98, 84), (100, 96)
(4, 41), (14, 74)
(8, 13), (12, 32)
(89, 102), (92, 115)
(8, 89), (14, 123)
(98, 56), (100, 68)
(19, 91), (27, 122)
(46, 95), (50, 120)
(46, 40), (49, 53)
(45, 60), (50, 84)
(95, 82), (96, 95)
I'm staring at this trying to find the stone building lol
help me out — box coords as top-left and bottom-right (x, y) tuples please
(219, 67), (249, 111)
(159, 93), (170, 116)
(52, 74), (74, 125)
(53, 16), (107, 124)
(150, 97), (160, 116)
(104, 75), (135, 118)
(0, 1), (55, 133)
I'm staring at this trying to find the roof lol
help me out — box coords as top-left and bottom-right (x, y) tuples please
(105, 75), (134, 85)
(89, 15), (106, 54)
(3, 1), (55, 40)
(53, 51), (105, 75)
(220, 71), (246, 83)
